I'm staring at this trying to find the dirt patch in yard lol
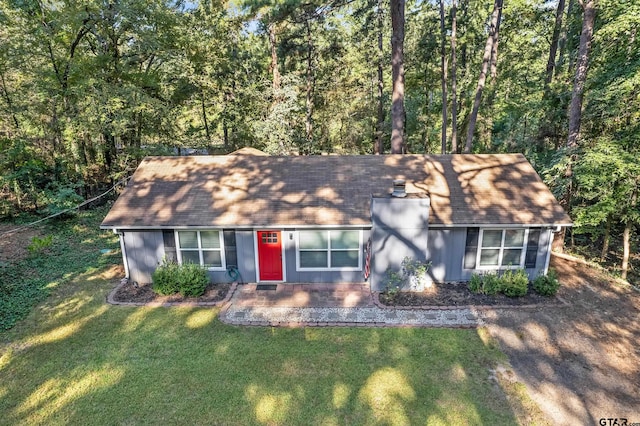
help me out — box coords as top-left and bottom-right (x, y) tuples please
(484, 255), (640, 425)
(0, 225), (41, 264)
(112, 281), (231, 304)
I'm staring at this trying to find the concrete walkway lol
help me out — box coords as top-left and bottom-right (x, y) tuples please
(219, 283), (485, 328)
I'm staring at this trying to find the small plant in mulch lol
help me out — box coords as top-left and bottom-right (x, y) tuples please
(152, 261), (209, 297)
(381, 268), (404, 303)
(533, 268), (560, 296)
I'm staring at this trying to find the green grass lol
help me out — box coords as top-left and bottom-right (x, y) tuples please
(0, 205), (120, 330)
(0, 206), (525, 425)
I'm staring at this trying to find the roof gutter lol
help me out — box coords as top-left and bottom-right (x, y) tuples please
(101, 222), (572, 231)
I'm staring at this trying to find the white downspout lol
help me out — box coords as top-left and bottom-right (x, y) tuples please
(115, 229), (130, 280)
(543, 227), (559, 275)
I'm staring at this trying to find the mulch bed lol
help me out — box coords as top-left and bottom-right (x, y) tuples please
(378, 282), (563, 307)
(112, 281), (231, 304)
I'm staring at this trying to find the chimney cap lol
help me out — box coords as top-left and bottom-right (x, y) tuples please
(391, 179), (407, 198)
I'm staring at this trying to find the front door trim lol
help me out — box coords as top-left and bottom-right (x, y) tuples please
(254, 230), (286, 282)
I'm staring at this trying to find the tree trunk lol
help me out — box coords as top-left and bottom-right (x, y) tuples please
(450, 0), (458, 153)
(622, 185), (637, 279)
(201, 92), (210, 140)
(223, 117), (229, 150)
(390, 0), (405, 154)
(439, 0), (447, 154)
(601, 215), (611, 261)
(567, 0), (596, 149)
(464, 0), (502, 153)
(621, 220), (631, 280)
(305, 19), (315, 148)
(0, 70), (20, 131)
(556, 0), (575, 79)
(490, 0), (502, 82)
(374, 0), (384, 155)
(268, 23), (281, 94)
(546, 0), (566, 85)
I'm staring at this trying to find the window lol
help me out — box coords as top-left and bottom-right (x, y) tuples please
(297, 230), (362, 270)
(464, 228), (541, 270)
(479, 229), (525, 267)
(176, 230), (225, 270)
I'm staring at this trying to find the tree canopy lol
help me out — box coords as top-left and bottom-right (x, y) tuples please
(0, 0), (638, 278)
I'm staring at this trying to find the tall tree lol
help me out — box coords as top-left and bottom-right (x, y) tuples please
(390, 0), (405, 153)
(464, 0), (503, 153)
(545, 0), (566, 85)
(566, 0), (596, 148)
(439, 0), (447, 154)
(450, 0), (458, 153)
(374, 0), (385, 154)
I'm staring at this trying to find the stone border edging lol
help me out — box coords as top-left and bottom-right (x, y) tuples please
(217, 318), (479, 329)
(106, 279), (239, 307)
(371, 291), (569, 310)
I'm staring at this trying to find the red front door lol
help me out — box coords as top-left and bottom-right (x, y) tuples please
(257, 231), (283, 281)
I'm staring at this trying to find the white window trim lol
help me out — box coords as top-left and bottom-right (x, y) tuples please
(175, 230), (226, 271)
(476, 228), (529, 270)
(296, 230), (363, 271)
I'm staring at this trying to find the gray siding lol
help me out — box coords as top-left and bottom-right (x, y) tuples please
(426, 228), (466, 283)
(427, 227), (554, 283)
(283, 229), (371, 283)
(235, 230), (257, 283)
(122, 229), (257, 284)
(369, 195), (430, 291)
(123, 231), (165, 283)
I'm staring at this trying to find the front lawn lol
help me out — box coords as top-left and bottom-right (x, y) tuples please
(0, 207), (533, 425)
(0, 268), (527, 425)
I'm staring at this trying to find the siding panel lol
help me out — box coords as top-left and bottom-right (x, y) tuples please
(123, 231), (164, 283)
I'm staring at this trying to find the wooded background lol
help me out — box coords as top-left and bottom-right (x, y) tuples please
(0, 0), (638, 279)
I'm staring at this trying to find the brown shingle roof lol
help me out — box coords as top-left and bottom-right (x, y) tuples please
(101, 154), (571, 228)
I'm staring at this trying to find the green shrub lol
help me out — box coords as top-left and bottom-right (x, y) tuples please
(468, 273), (483, 293)
(533, 269), (560, 296)
(468, 269), (528, 297)
(468, 272), (501, 295)
(152, 261), (181, 295)
(152, 261), (209, 297)
(177, 263), (209, 297)
(500, 269), (529, 297)
(483, 273), (503, 295)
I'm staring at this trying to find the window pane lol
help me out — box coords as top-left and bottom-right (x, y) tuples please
(331, 250), (359, 267)
(178, 231), (198, 248)
(203, 251), (222, 267)
(505, 229), (525, 247)
(299, 231), (327, 249)
(527, 229), (541, 247)
(482, 230), (502, 247)
(502, 249), (522, 266)
(330, 231), (360, 249)
(299, 251), (328, 268)
(201, 231), (221, 249)
(181, 250), (200, 265)
(479, 249), (500, 266)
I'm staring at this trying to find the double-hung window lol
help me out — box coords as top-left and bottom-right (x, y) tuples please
(297, 230), (362, 270)
(477, 228), (538, 269)
(176, 230), (225, 270)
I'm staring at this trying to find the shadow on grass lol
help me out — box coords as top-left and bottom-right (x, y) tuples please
(1, 266), (522, 425)
(485, 255), (640, 424)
